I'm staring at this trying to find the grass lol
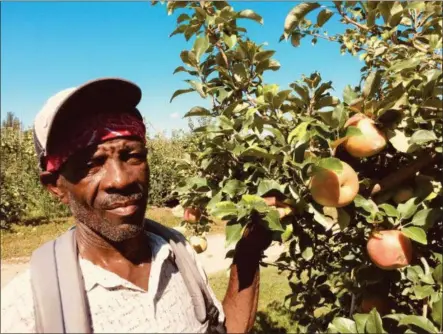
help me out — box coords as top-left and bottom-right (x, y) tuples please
(1, 207), (225, 260)
(209, 266), (297, 333)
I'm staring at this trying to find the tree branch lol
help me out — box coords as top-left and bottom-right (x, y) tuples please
(369, 150), (439, 197)
(334, 2), (369, 32)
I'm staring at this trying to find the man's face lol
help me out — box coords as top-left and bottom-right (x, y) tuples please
(55, 137), (149, 242)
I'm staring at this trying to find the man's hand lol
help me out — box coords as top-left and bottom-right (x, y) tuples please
(222, 208), (277, 333)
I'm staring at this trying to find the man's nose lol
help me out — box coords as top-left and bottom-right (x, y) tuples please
(101, 159), (133, 192)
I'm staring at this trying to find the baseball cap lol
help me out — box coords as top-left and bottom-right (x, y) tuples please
(33, 78), (143, 171)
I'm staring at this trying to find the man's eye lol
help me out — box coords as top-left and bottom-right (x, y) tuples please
(128, 153), (145, 160)
(86, 157), (105, 168)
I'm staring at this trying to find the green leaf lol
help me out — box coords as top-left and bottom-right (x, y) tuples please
(223, 34), (237, 49)
(343, 85), (359, 105)
(315, 96), (339, 110)
(170, 88), (194, 103)
(363, 71), (382, 99)
(273, 90), (291, 109)
(225, 221), (244, 247)
(257, 179), (285, 197)
(184, 106), (211, 118)
(398, 198), (419, 220)
(316, 157), (343, 173)
(401, 227), (427, 245)
(388, 130), (419, 153)
(337, 208), (351, 230)
(353, 313), (369, 334)
(177, 13), (190, 24)
(389, 58), (421, 73)
(207, 191), (223, 212)
(210, 201), (238, 220)
(354, 195), (379, 215)
(180, 50), (198, 67)
(302, 246), (314, 261)
(388, 1), (404, 27)
(431, 296), (442, 327)
(186, 80), (206, 98)
(379, 204), (399, 218)
(407, 265), (424, 283)
(433, 264), (442, 284)
(398, 315), (439, 333)
(265, 127), (286, 145)
(288, 122), (310, 144)
(365, 308), (385, 334)
(410, 130), (437, 145)
(284, 3), (321, 35)
(173, 66), (189, 74)
(414, 285), (435, 299)
(330, 317), (357, 333)
(255, 50), (275, 62)
(411, 208), (441, 228)
(332, 103), (347, 128)
(281, 223), (294, 243)
(222, 180), (247, 198)
(237, 9), (263, 24)
(317, 9), (333, 27)
(314, 305), (333, 318)
(263, 209), (284, 231)
(232, 63), (248, 83)
(241, 146), (273, 160)
(193, 35), (210, 62)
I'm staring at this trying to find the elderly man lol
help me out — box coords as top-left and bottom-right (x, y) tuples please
(1, 78), (271, 333)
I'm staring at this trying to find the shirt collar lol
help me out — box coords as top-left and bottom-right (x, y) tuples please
(80, 231), (174, 293)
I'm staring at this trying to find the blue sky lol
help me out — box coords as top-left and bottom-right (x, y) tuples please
(1, 1), (363, 136)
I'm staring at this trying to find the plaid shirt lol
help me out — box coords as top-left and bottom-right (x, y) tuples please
(1, 232), (225, 333)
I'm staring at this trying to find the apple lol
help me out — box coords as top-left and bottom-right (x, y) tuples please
(184, 207), (201, 223)
(309, 161), (359, 208)
(367, 230), (412, 270)
(344, 113), (387, 158)
(189, 236), (208, 254)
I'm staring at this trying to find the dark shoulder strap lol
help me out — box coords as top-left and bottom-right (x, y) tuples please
(30, 228), (91, 333)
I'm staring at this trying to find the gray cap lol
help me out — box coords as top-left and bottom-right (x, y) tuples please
(33, 78), (142, 171)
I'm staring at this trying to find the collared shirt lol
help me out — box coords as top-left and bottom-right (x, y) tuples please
(1, 231), (225, 333)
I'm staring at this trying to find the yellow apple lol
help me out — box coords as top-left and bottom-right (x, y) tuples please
(309, 161), (359, 207)
(344, 114), (387, 158)
(189, 236), (208, 254)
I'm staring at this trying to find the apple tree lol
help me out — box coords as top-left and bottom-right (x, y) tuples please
(159, 1), (442, 332)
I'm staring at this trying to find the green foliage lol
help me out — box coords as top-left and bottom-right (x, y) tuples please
(147, 130), (192, 206)
(163, 1), (442, 332)
(1, 124), (70, 228)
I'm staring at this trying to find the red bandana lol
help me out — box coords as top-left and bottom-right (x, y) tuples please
(45, 112), (146, 172)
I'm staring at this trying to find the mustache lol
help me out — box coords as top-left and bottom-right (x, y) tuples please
(98, 192), (145, 210)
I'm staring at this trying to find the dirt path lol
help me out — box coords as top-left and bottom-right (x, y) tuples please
(1, 234), (285, 289)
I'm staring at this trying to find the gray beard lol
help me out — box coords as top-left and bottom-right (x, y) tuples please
(68, 195), (145, 243)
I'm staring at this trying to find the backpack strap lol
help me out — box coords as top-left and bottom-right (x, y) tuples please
(30, 228), (91, 333)
(144, 219), (226, 333)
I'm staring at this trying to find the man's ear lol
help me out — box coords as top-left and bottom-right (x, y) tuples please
(39, 171), (69, 205)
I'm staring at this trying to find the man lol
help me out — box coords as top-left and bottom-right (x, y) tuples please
(1, 78), (271, 333)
